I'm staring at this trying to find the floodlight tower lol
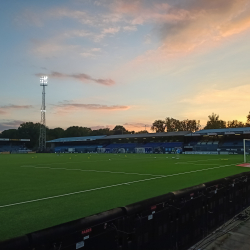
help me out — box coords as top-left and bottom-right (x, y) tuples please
(39, 76), (48, 152)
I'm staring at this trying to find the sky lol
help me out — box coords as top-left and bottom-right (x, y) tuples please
(1, 0), (250, 132)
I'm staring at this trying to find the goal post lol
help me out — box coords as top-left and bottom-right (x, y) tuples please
(118, 148), (126, 153)
(243, 139), (250, 163)
(97, 148), (106, 153)
(135, 148), (145, 154)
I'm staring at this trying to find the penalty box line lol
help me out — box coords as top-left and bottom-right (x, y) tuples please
(0, 163), (238, 209)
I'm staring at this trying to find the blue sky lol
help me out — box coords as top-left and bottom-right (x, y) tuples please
(1, 0), (250, 132)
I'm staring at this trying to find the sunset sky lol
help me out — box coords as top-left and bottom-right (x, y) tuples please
(1, 0), (250, 132)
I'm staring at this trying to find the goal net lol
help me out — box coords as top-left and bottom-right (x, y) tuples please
(135, 148), (145, 154)
(97, 148), (106, 153)
(118, 148), (126, 153)
(243, 139), (250, 163)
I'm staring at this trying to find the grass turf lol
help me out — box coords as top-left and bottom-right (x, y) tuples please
(0, 153), (249, 240)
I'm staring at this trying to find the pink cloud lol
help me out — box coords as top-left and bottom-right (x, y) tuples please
(123, 25), (137, 31)
(113, 0), (250, 55)
(0, 120), (25, 132)
(91, 125), (113, 130)
(35, 71), (115, 86)
(1, 105), (33, 109)
(102, 27), (120, 34)
(53, 103), (130, 114)
(0, 105), (33, 115)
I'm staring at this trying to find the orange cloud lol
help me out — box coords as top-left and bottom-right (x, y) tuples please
(123, 122), (152, 132)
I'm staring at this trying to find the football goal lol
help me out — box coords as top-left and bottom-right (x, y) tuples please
(97, 148), (106, 153)
(135, 148), (145, 154)
(118, 148), (126, 153)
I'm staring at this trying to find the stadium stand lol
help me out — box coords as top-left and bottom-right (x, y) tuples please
(0, 139), (30, 153)
(47, 127), (250, 154)
(47, 132), (189, 154)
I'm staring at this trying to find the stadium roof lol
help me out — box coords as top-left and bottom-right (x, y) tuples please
(47, 127), (250, 143)
(0, 138), (30, 141)
(47, 135), (107, 143)
(185, 127), (250, 136)
(103, 131), (190, 139)
(47, 131), (190, 143)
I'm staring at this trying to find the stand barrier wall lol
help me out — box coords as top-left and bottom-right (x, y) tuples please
(1, 172), (250, 250)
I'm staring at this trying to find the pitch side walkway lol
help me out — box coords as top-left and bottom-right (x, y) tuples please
(190, 208), (250, 250)
(205, 220), (250, 250)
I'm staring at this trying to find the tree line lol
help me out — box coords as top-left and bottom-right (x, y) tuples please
(0, 124), (146, 149)
(151, 112), (250, 132)
(0, 112), (250, 149)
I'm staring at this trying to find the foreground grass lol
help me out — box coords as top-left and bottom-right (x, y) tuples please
(0, 153), (249, 240)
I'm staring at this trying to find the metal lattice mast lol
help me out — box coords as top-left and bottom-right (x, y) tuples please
(39, 76), (48, 152)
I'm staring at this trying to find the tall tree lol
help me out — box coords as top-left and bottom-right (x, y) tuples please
(18, 122), (41, 148)
(135, 130), (149, 134)
(47, 127), (65, 140)
(151, 120), (166, 132)
(179, 119), (201, 132)
(204, 113), (226, 129)
(91, 128), (111, 136)
(165, 117), (180, 132)
(227, 120), (245, 128)
(64, 126), (92, 137)
(0, 129), (20, 139)
(245, 112), (250, 127)
(112, 125), (127, 135)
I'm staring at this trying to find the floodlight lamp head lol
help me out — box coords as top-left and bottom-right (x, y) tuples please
(40, 76), (48, 86)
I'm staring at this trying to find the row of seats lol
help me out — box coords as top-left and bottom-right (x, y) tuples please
(106, 142), (183, 149)
(0, 145), (25, 152)
(54, 145), (103, 152)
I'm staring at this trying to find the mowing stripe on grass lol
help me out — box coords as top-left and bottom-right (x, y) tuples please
(32, 156), (170, 167)
(0, 163), (238, 208)
(0, 176), (164, 208)
(20, 166), (165, 177)
(21, 163), (238, 178)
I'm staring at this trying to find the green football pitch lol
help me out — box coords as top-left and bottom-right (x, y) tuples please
(0, 153), (249, 240)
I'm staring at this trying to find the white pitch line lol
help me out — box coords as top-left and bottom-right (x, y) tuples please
(20, 166), (165, 177)
(0, 176), (164, 208)
(175, 159), (219, 164)
(0, 162), (239, 209)
(21, 163), (238, 179)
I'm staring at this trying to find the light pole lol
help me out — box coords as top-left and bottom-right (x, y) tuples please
(39, 76), (48, 152)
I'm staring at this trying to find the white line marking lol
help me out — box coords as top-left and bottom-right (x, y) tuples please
(0, 163), (239, 208)
(0, 176), (164, 208)
(175, 159), (219, 164)
(20, 166), (165, 177)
